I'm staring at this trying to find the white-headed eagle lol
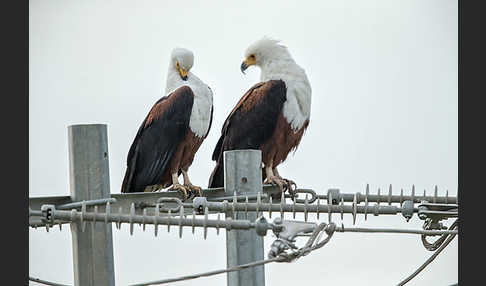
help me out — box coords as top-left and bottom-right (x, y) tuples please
(209, 38), (311, 193)
(122, 48), (213, 199)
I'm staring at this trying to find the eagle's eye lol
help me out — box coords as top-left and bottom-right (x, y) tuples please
(249, 54), (255, 59)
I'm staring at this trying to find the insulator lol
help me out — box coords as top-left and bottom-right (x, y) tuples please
(411, 185), (415, 203)
(328, 191), (333, 223)
(340, 197), (344, 222)
(434, 186), (438, 203)
(179, 206), (184, 238)
(377, 188), (381, 205)
(292, 196), (296, 219)
(269, 196), (273, 218)
(364, 186), (369, 221)
(352, 193), (357, 225)
(388, 184), (392, 205)
(154, 203), (159, 237)
(192, 210), (196, 234)
(142, 209), (147, 231)
(129, 203), (135, 235)
(316, 196), (320, 220)
(280, 192), (284, 219)
(304, 194), (309, 222)
(204, 207), (208, 239)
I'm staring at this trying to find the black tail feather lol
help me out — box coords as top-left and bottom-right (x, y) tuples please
(208, 159), (224, 188)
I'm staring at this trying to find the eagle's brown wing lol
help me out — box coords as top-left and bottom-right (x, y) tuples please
(208, 80), (287, 188)
(121, 86), (194, 193)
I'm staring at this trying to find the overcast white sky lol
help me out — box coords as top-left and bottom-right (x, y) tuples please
(29, 0), (457, 285)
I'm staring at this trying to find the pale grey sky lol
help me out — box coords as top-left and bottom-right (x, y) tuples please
(29, 0), (457, 285)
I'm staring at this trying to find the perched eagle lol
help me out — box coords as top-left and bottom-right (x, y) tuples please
(121, 48), (213, 199)
(208, 38), (311, 192)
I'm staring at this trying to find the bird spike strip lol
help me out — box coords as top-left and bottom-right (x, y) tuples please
(295, 184), (457, 205)
(29, 185), (457, 231)
(30, 203), (279, 239)
(29, 202), (457, 239)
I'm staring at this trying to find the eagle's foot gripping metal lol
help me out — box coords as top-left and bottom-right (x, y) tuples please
(265, 176), (297, 200)
(184, 183), (203, 198)
(169, 183), (190, 201)
(282, 178), (297, 200)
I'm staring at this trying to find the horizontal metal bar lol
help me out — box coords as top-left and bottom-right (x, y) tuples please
(296, 227), (458, 236)
(57, 198), (117, 210)
(336, 227), (458, 235)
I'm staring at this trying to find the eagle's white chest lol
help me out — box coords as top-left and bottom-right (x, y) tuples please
(188, 87), (213, 138)
(166, 71), (213, 138)
(262, 61), (312, 131)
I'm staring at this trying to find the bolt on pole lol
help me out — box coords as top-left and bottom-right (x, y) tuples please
(68, 124), (115, 286)
(224, 150), (265, 286)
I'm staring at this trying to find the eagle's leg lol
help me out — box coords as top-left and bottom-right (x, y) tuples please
(182, 169), (202, 197)
(264, 165), (287, 193)
(169, 172), (189, 200)
(273, 167), (297, 198)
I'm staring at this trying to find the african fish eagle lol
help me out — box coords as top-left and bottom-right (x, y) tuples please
(208, 37), (312, 193)
(121, 48), (213, 199)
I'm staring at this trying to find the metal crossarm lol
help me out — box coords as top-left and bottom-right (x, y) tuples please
(29, 124), (459, 286)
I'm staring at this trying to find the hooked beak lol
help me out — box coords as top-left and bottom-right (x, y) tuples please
(178, 65), (189, 81)
(240, 56), (256, 74)
(240, 61), (248, 74)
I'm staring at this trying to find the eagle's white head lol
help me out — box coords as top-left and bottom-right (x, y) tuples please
(240, 37), (312, 131)
(170, 47), (194, 81)
(240, 37), (294, 74)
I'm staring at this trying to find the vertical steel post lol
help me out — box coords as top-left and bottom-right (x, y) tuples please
(68, 124), (115, 286)
(224, 150), (265, 286)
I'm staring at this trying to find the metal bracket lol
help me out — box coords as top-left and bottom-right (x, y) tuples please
(417, 203), (458, 222)
(271, 217), (317, 242)
(268, 217), (317, 258)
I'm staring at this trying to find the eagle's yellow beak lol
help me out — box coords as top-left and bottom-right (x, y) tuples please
(240, 56), (256, 74)
(177, 62), (189, 81)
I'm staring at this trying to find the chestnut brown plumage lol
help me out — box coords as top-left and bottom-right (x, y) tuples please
(122, 86), (213, 195)
(208, 80), (308, 188)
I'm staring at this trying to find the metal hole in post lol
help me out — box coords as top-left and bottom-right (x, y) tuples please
(241, 177), (248, 184)
(104, 152), (108, 158)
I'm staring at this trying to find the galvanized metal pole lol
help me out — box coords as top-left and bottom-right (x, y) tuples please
(224, 150), (265, 286)
(68, 124), (115, 286)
